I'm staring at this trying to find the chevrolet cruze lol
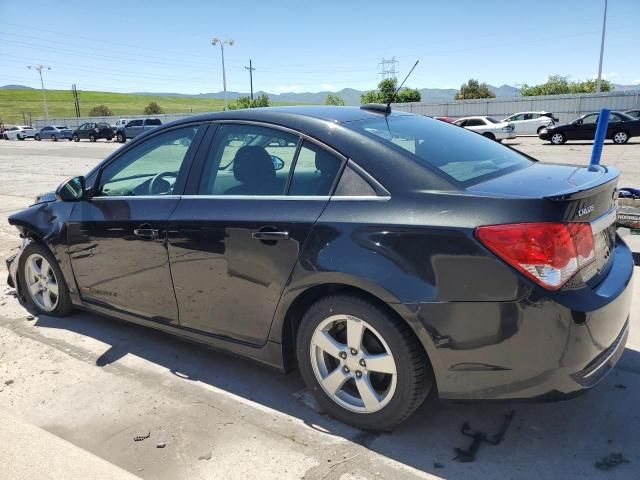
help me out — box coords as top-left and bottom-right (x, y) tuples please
(6, 106), (633, 431)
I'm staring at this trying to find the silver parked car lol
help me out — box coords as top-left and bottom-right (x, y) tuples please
(35, 126), (73, 141)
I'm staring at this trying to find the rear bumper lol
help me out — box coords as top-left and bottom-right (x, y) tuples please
(414, 237), (634, 401)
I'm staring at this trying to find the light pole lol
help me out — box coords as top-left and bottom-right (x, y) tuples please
(27, 65), (51, 121)
(595, 0), (608, 93)
(212, 37), (234, 110)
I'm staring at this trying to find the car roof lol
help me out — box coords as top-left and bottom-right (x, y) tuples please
(456, 116), (488, 120)
(172, 105), (413, 127)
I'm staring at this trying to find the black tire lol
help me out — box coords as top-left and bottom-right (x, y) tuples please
(73, 134), (80, 142)
(51, 135), (58, 142)
(612, 130), (629, 145)
(18, 135), (25, 141)
(89, 134), (96, 142)
(106, 137), (112, 142)
(296, 294), (432, 431)
(550, 131), (566, 145)
(35, 134), (41, 141)
(117, 132), (125, 143)
(482, 132), (496, 141)
(18, 242), (73, 317)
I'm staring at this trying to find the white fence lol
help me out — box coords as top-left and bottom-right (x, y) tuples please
(392, 90), (640, 124)
(32, 112), (198, 129)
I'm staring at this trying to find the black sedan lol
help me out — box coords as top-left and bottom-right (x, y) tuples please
(72, 122), (114, 142)
(539, 111), (640, 144)
(6, 106), (633, 431)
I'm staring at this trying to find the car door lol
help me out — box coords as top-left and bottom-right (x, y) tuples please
(167, 122), (345, 345)
(126, 120), (143, 138)
(41, 126), (51, 139)
(66, 124), (206, 323)
(572, 114), (598, 140)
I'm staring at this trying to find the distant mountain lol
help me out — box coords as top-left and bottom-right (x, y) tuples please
(613, 83), (640, 92)
(0, 84), (34, 90)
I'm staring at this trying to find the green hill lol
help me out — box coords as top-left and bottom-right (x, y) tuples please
(0, 89), (231, 124)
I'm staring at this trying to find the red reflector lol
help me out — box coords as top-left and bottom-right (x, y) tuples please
(475, 222), (595, 290)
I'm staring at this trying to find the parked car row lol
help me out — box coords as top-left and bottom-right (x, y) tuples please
(1, 118), (163, 142)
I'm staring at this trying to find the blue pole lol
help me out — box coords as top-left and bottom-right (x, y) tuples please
(589, 108), (610, 169)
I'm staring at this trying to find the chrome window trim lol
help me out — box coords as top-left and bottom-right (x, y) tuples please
(181, 195), (331, 201)
(92, 195), (182, 200)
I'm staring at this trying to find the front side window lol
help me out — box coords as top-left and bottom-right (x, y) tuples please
(289, 141), (342, 196)
(98, 126), (199, 197)
(350, 115), (532, 185)
(199, 124), (298, 195)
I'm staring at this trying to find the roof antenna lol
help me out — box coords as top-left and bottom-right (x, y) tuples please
(386, 60), (420, 112)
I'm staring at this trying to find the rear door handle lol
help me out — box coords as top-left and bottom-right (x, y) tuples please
(252, 230), (289, 240)
(134, 227), (159, 240)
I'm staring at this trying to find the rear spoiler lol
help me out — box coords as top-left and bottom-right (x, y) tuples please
(544, 165), (619, 201)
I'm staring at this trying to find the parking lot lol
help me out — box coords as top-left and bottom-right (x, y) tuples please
(0, 137), (639, 480)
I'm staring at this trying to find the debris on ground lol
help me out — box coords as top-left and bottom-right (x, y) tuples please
(595, 453), (629, 471)
(133, 432), (151, 442)
(4, 380), (14, 386)
(198, 452), (212, 461)
(26, 315), (34, 321)
(454, 411), (515, 462)
(156, 442), (166, 448)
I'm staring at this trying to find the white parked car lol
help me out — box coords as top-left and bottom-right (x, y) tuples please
(453, 116), (516, 141)
(501, 111), (558, 135)
(2, 125), (37, 140)
(113, 118), (129, 130)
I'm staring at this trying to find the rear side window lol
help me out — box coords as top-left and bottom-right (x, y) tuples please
(146, 119), (162, 126)
(350, 115), (532, 185)
(289, 142), (342, 196)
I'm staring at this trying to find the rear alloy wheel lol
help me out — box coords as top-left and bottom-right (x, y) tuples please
(613, 131), (629, 145)
(18, 243), (73, 317)
(89, 134), (96, 142)
(550, 132), (566, 145)
(117, 132), (125, 143)
(35, 134), (41, 141)
(297, 295), (432, 431)
(51, 134), (58, 142)
(73, 134), (80, 142)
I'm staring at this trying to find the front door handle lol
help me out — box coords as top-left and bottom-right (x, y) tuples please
(134, 227), (159, 240)
(252, 230), (289, 241)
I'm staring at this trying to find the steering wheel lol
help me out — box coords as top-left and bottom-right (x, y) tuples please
(148, 171), (177, 195)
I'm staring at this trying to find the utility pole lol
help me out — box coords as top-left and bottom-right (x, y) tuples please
(212, 37), (234, 111)
(72, 84), (81, 117)
(245, 60), (256, 100)
(596, 0), (608, 93)
(27, 65), (51, 120)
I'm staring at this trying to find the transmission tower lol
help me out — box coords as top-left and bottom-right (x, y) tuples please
(378, 57), (399, 80)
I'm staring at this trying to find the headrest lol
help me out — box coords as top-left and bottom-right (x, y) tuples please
(233, 146), (276, 184)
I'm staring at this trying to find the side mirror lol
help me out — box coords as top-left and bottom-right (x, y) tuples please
(573, 120), (582, 126)
(55, 176), (86, 201)
(271, 155), (285, 171)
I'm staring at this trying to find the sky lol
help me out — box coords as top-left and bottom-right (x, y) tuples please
(0, 0), (638, 95)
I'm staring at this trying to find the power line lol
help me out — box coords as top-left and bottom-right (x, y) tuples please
(378, 57), (398, 80)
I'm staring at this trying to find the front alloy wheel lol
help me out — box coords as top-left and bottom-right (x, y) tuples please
(24, 253), (59, 312)
(550, 132), (566, 145)
(297, 295), (432, 431)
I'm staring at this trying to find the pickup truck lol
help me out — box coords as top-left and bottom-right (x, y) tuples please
(115, 118), (162, 143)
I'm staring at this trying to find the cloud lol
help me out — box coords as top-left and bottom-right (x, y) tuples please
(277, 85), (302, 93)
(320, 83), (334, 90)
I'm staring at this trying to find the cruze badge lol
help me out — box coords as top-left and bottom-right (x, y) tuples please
(577, 205), (595, 217)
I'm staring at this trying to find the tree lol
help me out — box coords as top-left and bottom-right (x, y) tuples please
(143, 101), (164, 114)
(520, 75), (613, 96)
(325, 94), (345, 106)
(228, 93), (270, 110)
(88, 104), (113, 116)
(455, 79), (495, 100)
(360, 78), (422, 104)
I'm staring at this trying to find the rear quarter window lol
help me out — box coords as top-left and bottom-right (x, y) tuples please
(350, 115), (532, 185)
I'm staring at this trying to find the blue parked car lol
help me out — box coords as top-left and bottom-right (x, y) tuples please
(35, 126), (73, 141)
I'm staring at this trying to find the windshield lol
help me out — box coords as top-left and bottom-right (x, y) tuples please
(350, 115), (532, 184)
(55, 126), (67, 129)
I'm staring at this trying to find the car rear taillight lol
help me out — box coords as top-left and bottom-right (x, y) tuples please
(475, 222), (595, 290)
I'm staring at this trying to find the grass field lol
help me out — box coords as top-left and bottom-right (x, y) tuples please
(0, 89), (233, 124)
